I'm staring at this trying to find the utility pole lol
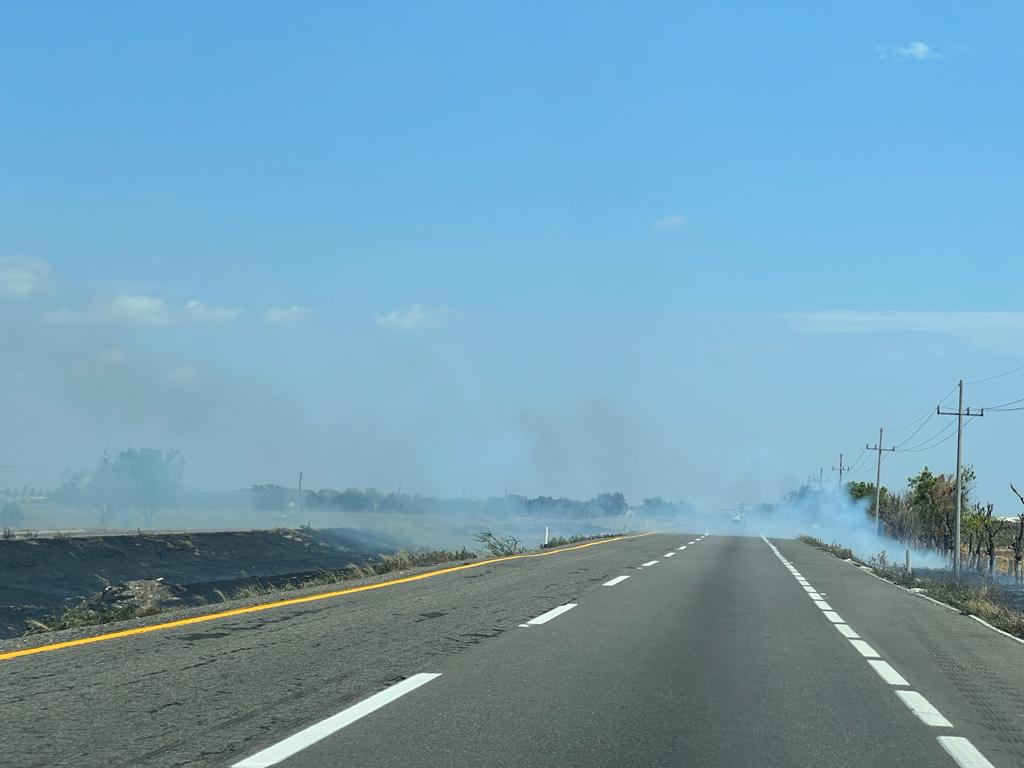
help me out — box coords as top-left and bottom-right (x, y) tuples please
(867, 428), (895, 537)
(818, 467), (824, 489)
(832, 453), (850, 491)
(937, 380), (984, 575)
(297, 470), (303, 516)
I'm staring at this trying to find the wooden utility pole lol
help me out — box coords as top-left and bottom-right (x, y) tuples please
(937, 380), (984, 575)
(867, 428), (895, 537)
(832, 453), (850, 490)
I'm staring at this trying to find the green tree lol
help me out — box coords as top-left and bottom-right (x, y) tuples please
(907, 465), (975, 551)
(88, 448), (186, 527)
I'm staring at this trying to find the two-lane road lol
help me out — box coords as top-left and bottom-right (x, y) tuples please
(3, 533), (1023, 767)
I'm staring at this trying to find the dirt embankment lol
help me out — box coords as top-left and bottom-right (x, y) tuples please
(0, 527), (401, 638)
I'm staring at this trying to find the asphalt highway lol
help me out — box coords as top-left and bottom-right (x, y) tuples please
(3, 533), (1024, 767)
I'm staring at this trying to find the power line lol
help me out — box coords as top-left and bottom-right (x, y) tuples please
(847, 445), (870, 473)
(982, 395), (1024, 410)
(890, 383), (959, 449)
(889, 383), (958, 438)
(966, 363), (1024, 386)
(888, 409), (932, 434)
(896, 419), (958, 452)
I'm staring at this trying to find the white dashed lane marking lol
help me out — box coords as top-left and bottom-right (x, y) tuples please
(603, 575), (630, 587)
(848, 639), (880, 658)
(938, 737), (997, 768)
(521, 603), (577, 627)
(231, 673), (441, 767)
(867, 659), (908, 686)
(896, 691), (953, 728)
(834, 624), (859, 639)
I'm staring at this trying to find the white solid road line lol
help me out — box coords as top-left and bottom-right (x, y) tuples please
(802, 585), (816, 593)
(834, 623), (860, 639)
(231, 673), (441, 768)
(848, 639), (880, 658)
(896, 691), (953, 727)
(867, 659), (908, 686)
(525, 603), (578, 626)
(603, 575), (631, 587)
(764, 537), (999, 768)
(641, 560), (659, 567)
(937, 737), (997, 768)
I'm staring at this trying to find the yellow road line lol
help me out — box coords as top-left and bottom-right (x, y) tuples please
(0, 531), (654, 662)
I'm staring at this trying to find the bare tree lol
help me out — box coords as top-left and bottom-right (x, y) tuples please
(976, 503), (1006, 575)
(1010, 484), (1024, 579)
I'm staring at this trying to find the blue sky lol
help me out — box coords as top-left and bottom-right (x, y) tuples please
(2, 2), (1023, 510)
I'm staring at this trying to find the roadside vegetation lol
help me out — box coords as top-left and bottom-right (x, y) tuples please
(540, 532), (623, 549)
(473, 531), (526, 556)
(25, 602), (165, 635)
(798, 535), (853, 561)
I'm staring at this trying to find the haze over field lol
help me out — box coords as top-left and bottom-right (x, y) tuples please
(3, 3), (1024, 515)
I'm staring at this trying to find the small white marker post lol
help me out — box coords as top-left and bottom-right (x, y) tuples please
(544, 526), (549, 546)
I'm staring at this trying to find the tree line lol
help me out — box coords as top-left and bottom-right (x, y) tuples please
(847, 466), (1024, 575)
(19, 448), (697, 529)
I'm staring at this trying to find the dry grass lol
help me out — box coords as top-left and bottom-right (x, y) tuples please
(798, 535), (854, 561)
(473, 531), (525, 556)
(216, 548), (477, 602)
(540, 532), (623, 549)
(921, 577), (1024, 637)
(25, 602), (163, 634)
(864, 551), (921, 589)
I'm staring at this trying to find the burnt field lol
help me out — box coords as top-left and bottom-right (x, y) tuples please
(0, 527), (403, 638)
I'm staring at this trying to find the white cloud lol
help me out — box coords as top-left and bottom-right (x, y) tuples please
(783, 310), (1024, 349)
(262, 305), (313, 324)
(183, 300), (241, 324)
(45, 293), (175, 327)
(879, 42), (939, 61)
(653, 214), (686, 230)
(374, 304), (451, 331)
(0, 256), (53, 299)
(45, 294), (240, 327)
